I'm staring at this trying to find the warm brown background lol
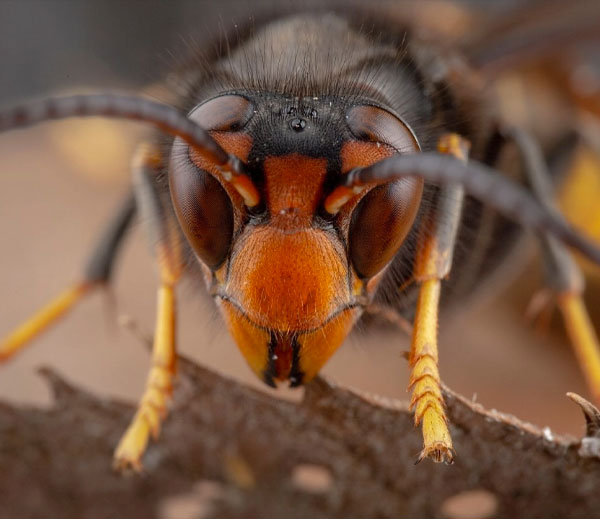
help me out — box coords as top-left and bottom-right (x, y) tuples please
(0, 0), (596, 440)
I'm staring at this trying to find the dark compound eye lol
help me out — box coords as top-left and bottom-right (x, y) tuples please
(346, 104), (420, 153)
(169, 142), (234, 270)
(349, 177), (423, 279)
(345, 104), (422, 278)
(189, 94), (255, 132)
(168, 95), (255, 269)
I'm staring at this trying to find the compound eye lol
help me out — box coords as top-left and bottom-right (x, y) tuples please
(168, 95), (254, 270)
(189, 94), (254, 131)
(346, 105), (420, 153)
(349, 177), (423, 279)
(169, 141), (234, 270)
(346, 104), (422, 278)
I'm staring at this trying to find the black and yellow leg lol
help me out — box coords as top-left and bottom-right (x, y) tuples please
(0, 191), (136, 362)
(409, 134), (469, 464)
(508, 128), (600, 403)
(112, 276), (177, 471)
(113, 143), (183, 471)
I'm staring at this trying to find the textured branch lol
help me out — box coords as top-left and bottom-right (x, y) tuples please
(1, 357), (599, 519)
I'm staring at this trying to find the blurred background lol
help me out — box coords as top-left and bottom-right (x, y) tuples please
(0, 0), (598, 442)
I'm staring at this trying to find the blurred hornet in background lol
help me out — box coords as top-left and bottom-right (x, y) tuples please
(1, 0), (600, 470)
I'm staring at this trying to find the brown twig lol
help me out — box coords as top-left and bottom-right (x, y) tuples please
(0, 357), (599, 519)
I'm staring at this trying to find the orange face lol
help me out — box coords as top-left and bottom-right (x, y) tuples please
(217, 153), (364, 385)
(169, 94), (422, 386)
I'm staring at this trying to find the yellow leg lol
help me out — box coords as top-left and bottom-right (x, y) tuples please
(408, 133), (468, 464)
(113, 144), (182, 471)
(409, 279), (454, 464)
(558, 293), (600, 403)
(508, 127), (600, 405)
(0, 282), (92, 362)
(113, 282), (177, 471)
(1, 188), (136, 363)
